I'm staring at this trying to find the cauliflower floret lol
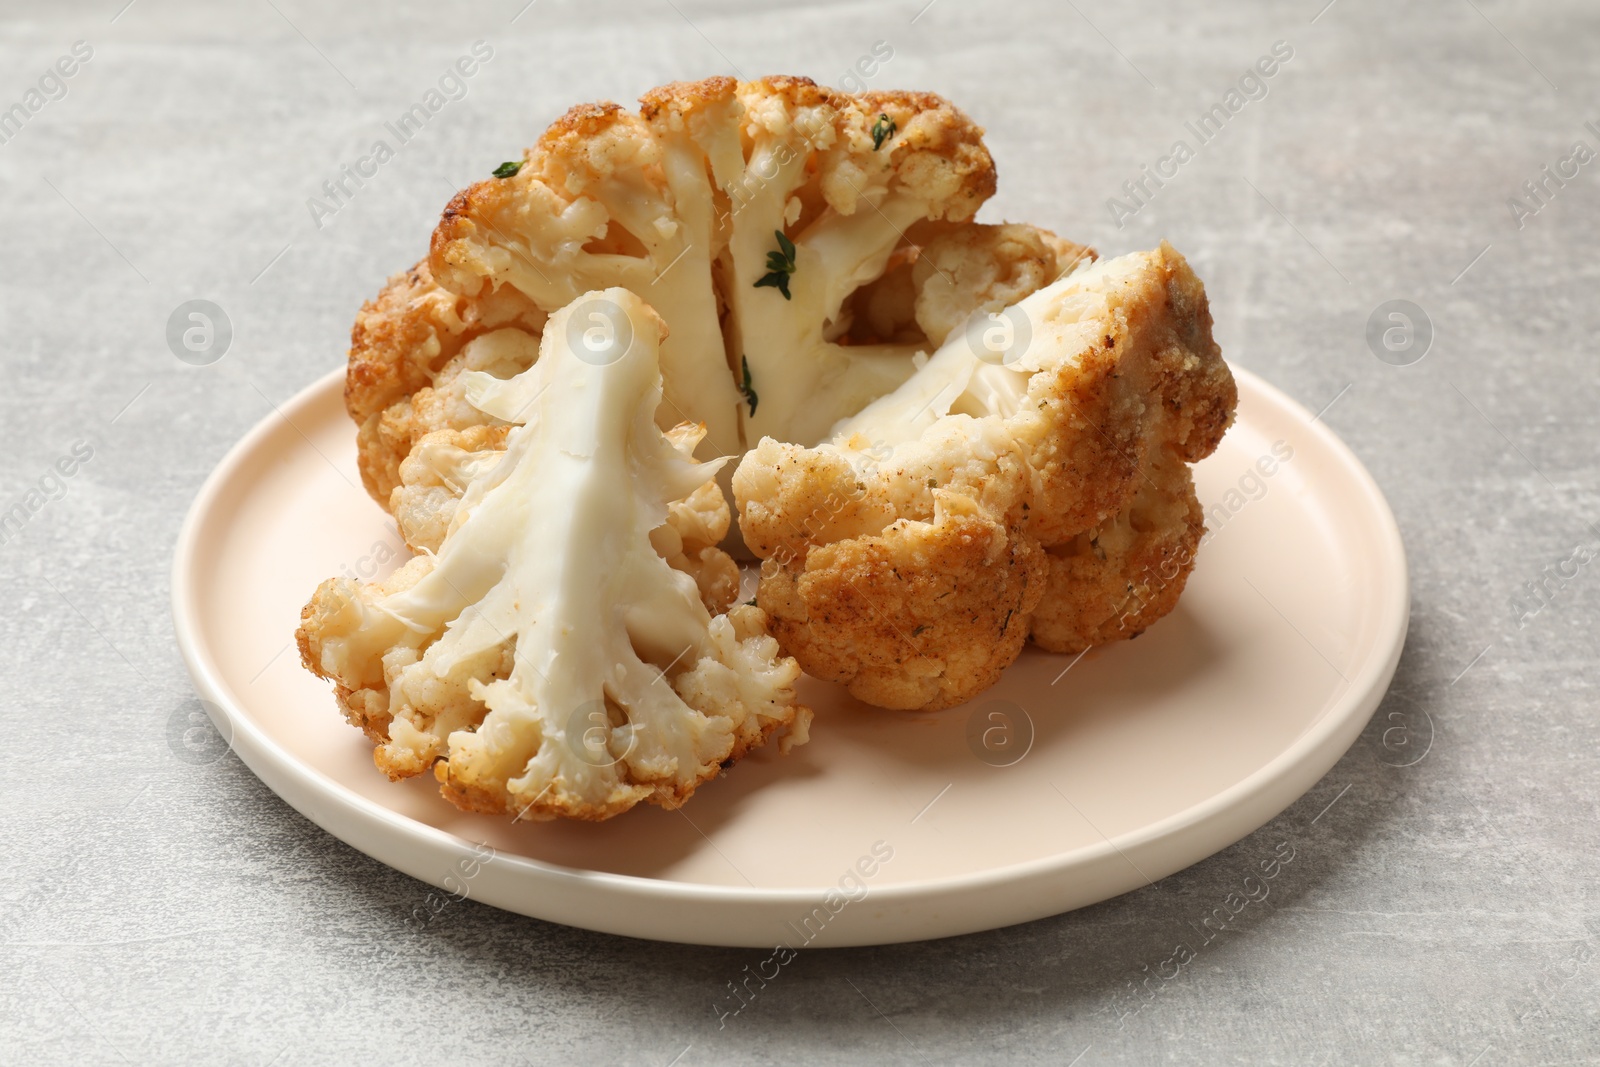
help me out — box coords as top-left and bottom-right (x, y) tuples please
(653, 457), (744, 616)
(297, 289), (811, 820)
(390, 423), (511, 553)
(1030, 445), (1204, 654)
(348, 76), (1001, 507)
(912, 223), (1095, 347)
(714, 82), (996, 446)
(348, 259), (546, 503)
(733, 243), (1235, 710)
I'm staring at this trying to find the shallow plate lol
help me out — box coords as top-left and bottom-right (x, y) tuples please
(173, 364), (1407, 947)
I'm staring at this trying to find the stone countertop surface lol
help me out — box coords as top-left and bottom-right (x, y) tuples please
(1, 0), (1596, 1063)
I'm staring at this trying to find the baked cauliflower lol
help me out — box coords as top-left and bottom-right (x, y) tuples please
(734, 243), (1234, 710)
(317, 73), (1236, 725)
(297, 289), (811, 821)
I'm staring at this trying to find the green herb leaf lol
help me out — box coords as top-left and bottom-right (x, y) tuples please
(753, 271), (792, 299)
(492, 160), (524, 179)
(871, 113), (896, 151)
(753, 229), (797, 300)
(740, 355), (759, 416)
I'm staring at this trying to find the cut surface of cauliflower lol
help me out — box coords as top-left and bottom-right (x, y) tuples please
(297, 288), (810, 821)
(732, 243), (1235, 710)
(347, 76), (1019, 505)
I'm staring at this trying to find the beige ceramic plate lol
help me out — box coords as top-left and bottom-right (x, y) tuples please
(173, 364), (1406, 947)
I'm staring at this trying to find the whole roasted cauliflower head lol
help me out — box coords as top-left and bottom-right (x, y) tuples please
(733, 243), (1235, 710)
(298, 289), (811, 821)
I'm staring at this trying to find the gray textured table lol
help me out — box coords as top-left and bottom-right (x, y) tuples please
(3, 0), (1596, 1062)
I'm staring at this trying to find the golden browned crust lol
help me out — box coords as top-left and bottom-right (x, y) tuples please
(539, 99), (628, 146)
(346, 256), (544, 503)
(638, 75), (738, 120)
(1030, 449), (1205, 654)
(860, 88), (997, 217)
(1020, 245), (1231, 650)
(346, 261), (445, 424)
(347, 260), (462, 501)
(1151, 241), (1236, 463)
(758, 495), (1046, 711)
(429, 187), (480, 282)
(748, 74), (840, 111)
(1023, 242), (1235, 547)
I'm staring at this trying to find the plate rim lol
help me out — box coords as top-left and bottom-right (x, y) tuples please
(172, 362), (1408, 940)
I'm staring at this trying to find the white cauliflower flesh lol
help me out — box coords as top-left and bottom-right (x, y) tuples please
(297, 288), (811, 821)
(716, 83), (991, 446)
(350, 75), (998, 507)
